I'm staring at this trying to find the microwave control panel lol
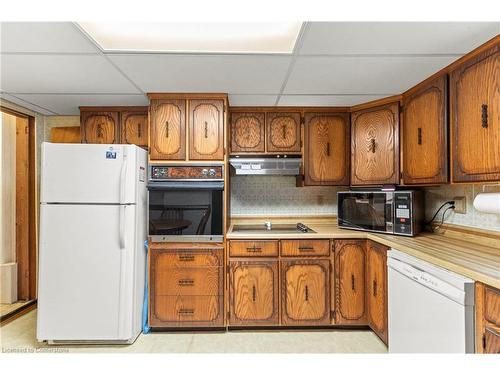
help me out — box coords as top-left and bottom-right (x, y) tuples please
(394, 193), (412, 235)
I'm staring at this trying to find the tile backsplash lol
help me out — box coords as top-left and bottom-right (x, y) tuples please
(230, 176), (500, 232)
(230, 176), (342, 217)
(424, 184), (500, 232)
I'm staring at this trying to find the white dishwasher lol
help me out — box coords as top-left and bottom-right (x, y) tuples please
(387, 249), (475, 353)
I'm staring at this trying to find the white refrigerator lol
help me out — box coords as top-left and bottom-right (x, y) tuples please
(37, 142), (148, 344)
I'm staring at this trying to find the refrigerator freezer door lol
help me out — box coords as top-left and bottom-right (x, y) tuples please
(37, 204), (138, 341)
(40, 143), (139, 204)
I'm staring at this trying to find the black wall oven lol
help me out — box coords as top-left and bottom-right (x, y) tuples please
(148, 165), (224, 242)
(337, 190), (424, 236)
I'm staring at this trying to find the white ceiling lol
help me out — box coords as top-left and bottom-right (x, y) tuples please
(1, 22), (499, 115)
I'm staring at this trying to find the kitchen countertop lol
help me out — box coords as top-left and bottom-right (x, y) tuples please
(227, 219), (500, 289)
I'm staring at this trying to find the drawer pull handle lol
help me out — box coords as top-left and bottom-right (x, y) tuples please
(298, 246), (314, 251)
(178, 308), (194, 315)
(482, 104), (488, 128)
(178, 255), (195, 262)
(373, 280), (377, 297)
(246, 246), (262, 253)
(178, 279), (194, 286)
(417, 127), (422, 145)
(252, 285), (256, 302)
(305, 285), (309, 301)
(351, 274), (355, 291)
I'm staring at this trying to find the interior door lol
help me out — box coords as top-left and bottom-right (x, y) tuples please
(37, 204), (136, 340)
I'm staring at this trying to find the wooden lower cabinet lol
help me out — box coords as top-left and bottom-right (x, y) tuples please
(229, 260), (279, 326)
(281, 259), (330, 326)
(476, 282), (500, 353)
(149, 245), (224, 328)
(334, 240), (367, 325)
(366, 241), (389, 344)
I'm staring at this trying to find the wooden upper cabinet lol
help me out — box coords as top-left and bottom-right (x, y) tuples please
(189, 99), (224, 160)
(229, 260), (279, 326)
(81, 111), (119, 144)
(402, 75), (448, 185)
(451, 42), (500, 182)
(121, 110), (148, 147)
(351, 103), (400, 185)
(149, 99), (186, 160)
(334, 240), (367, 325)
(281, 259), (330, 326)
(304, 112), (350, 185)
(366, 241), (388, 345)
(230, 112), (265, 153)
(266, 112), (301, 153)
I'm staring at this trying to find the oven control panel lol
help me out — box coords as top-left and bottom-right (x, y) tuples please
(150, 165), (223, 180)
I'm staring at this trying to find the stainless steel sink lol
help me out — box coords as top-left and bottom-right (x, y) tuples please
(232, 222), (316, 234)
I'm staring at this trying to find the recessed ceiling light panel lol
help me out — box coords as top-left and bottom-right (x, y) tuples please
(78, 22), (303, 53)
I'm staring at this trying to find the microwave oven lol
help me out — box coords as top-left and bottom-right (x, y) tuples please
(337, 191), (424, 236)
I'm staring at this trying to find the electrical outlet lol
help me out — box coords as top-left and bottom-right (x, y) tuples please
(453, 196), (467, 214)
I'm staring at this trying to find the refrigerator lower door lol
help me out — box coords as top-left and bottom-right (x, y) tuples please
(37, 204), (138, 342)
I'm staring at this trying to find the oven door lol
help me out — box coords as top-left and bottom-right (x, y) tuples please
(338, 192), (393, 233)
(148, 181), (224, 242)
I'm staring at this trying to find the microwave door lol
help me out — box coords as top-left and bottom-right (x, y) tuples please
(340, 193), (389, 232)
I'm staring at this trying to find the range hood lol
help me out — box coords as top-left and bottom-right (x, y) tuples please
(229, 157), (302, 176)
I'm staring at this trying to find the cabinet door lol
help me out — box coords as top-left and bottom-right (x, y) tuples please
(230, 112), (265, 153)
(484, 328), (500, 354)
(81, 111), (119, 144)
(334, 240), (367, 325)
(281, 259), (330, 326)
(229, 260), (279, 326)
(150, 99), (186, 160)
(351, 103), (400, 185)
(189, 99), (224, 160)
(366, 241), (388, 344)
(402, 75), (448, 185)
(304, 112), (350, 185)
(121, 111), (148, 147)
(266, 112), (301, 153)
(451, 43), (500, 182)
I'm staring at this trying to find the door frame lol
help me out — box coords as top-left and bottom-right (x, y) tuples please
(1, 106), (37, 301)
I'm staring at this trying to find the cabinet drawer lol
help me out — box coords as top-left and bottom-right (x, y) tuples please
(155, 267), (222, 296)
(281, 240), (330, 257)
(152, 295), (223, 327)
(229, 240), (279, 257)
(153, 249), (222, 268)
(485, 286), (500, 326)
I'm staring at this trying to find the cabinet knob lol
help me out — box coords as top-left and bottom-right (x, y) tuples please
(204, 121), (208, 138)
(137, 123), (142, 138)
(351, 274), (356, 291)
(326, 142), (331, 156)
(97, 123), (103, 138)
(282, 124), (287, 140)
(417, 127), (422, 145)
(373, 279), (377, 297)
(304, 285), (309, 301)
(370, 138), (376, 153)
(252, 285), (256, 302)
(165, 121), (169, 138)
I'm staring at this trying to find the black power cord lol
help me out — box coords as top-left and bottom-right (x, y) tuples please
(435, 205), (456, 230)
(425, 200), (455, 226)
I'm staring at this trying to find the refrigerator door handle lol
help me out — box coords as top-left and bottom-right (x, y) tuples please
(119, 205), (126, 249)
(119, 147), (128, 205)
